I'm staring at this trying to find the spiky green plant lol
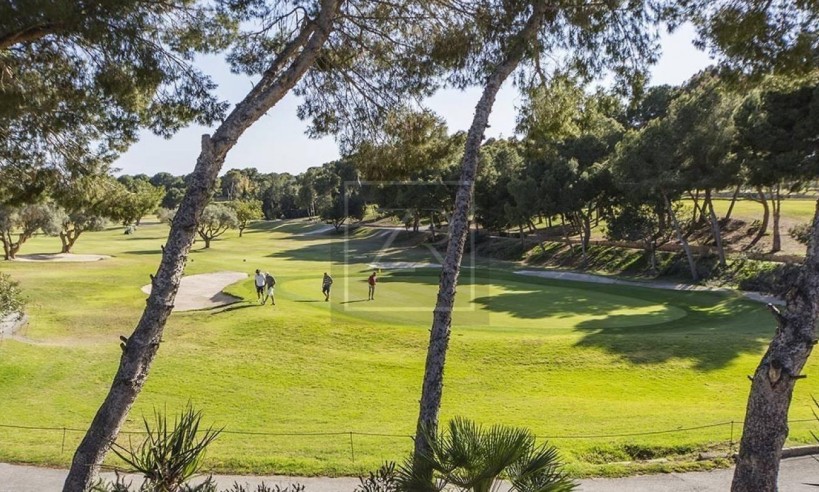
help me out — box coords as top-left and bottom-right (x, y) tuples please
(399, 417), (575, 492)
(111, 405), (222, 492)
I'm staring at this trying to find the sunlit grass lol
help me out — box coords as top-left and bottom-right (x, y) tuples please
(0, 218), (817, 477)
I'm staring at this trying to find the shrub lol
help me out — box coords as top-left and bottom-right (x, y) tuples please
(399, 417), (576, 492)
(222, 483), (305, 492)
(736, 261), (801, 296)
(0, 273), (24, 318)
(354, 461), (398, 492)
(109, 405), (221, 492)
(156, 208), (177, 225)
(789, 222), (813, 246)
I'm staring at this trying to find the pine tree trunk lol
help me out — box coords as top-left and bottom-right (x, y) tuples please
(706, 189), (726, 267)
(62, 3), (339, 489)
(664, 192), (698, 281)
(560, 214), (572, 251)
(690, 189), (701, 225)
(749, 186), (770, 249)
(772, 185), (782, 253)
(725, 183), (741, 220)
(581, 210), (591, 255)
(575, 213), (588, 262)
(732, 199), (819, 491)
(647, 240), (657, 273)
(412, 4), (549, 482)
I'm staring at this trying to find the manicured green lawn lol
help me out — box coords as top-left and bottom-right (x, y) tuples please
(709, 197), (818, 223)
(1, 219), (818, 477)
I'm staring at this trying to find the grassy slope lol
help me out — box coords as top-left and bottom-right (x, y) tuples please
(709, 197), (817, 222)
(1, 219), (819, 478)
(535, 197), (817, 256)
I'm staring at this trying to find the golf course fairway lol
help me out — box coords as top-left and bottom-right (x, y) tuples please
(1, 219), (818, 477)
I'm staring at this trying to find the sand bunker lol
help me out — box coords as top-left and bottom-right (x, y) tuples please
(14, 253), (111, 262)
(141, 271), (247, 312)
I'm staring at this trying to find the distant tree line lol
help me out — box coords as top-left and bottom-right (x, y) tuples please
(1, 69), (815, 268)
(112, 69), (819, 274)
(2, 0), (815, 488)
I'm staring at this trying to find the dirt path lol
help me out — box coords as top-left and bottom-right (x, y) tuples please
(515, 269), (784, 305)
(141, 271), (247, 311)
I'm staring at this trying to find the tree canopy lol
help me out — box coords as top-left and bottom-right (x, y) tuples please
(0, 0), (236, 193)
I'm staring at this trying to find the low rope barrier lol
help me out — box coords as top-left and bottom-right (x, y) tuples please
(2, 418), (817, 463)
(1, 418), (817, 439)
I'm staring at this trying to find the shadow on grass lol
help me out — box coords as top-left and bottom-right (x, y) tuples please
(212, 303), (256, 314)
(243, 220), (315, 234)
(260, 231), (772, 371)
(378, 270), (771, 370)
(572, 297), (769, 370)
(123, 250), (163, 255)
(268, 230), (431, 264)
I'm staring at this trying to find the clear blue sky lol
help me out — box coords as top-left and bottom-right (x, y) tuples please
(114, 23), (714, 177)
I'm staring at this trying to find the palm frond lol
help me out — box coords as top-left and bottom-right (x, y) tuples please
(400, 417), (576, 492)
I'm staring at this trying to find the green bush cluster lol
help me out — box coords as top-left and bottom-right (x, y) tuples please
(0, 272), (24, 318)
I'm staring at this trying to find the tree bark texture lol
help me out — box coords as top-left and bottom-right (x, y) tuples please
(731, 199), (819, 491)
(0, 22), (64, 50)
(412, 3), (550, 481)
(772, 185), (782, 253)
(749, 186), (770, 250)
(1, 231), (13, 260)
(60, 228), (81, 254)
(2, 232), (29, 260)
(62, 2), (340, 490)
(646, 240), (657, 273)
(663, 192), (698, 281)
(689, 189), (702, 226)
(725, 183), (741, 220)
(705, 189), (726, 267)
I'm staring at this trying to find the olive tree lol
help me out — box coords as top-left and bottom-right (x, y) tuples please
(0, 273), (24, 318)
(53, 176), (121, 253)
(227, 200), (263, 237)
(196, 204), (239, 249)
(0, 203), (61, 260)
